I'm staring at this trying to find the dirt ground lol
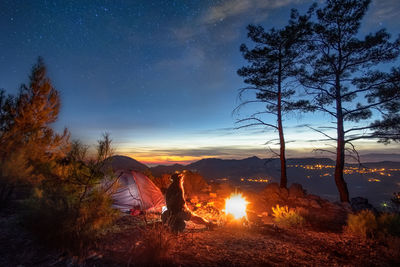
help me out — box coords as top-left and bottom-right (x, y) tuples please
(1, 212), (400, 267)
(96, 215), (400, 267)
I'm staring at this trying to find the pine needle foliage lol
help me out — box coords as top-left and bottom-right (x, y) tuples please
(0, 58), (69, 207)
(23, 134), (119, 259)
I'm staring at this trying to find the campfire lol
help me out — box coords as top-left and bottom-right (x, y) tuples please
(224, 193), (248, 220)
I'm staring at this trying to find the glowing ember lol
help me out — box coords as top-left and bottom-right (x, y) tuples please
(224, 193), (248, 220)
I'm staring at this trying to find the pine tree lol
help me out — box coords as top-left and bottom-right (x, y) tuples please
(300, 0), (400, 202)
(370, 68), (400, 143)
(237, 9), (314, 188)
(0, 58), (69, 206)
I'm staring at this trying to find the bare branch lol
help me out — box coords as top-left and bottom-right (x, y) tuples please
(345, 141), (361, 167)
(344, 125), (374, 134)
(343, 96), (398, 117)
(312, 148), (336, 154)
(235, 117), (278, 130)
(306, 125), (336, 141)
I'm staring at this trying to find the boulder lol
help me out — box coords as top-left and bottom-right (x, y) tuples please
(307, 194), (322, 201)
(288, 183), (305, 198)
(350, 197), (377, 214)
(296, 198), (310, 206)
(279, 187), (289, 199)
(263, 183), (280, 195)
(309, 199), (322, 209)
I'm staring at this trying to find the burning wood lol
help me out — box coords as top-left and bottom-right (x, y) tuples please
(224, 193), (248, 220)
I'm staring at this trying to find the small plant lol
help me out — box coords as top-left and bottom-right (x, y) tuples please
(346, 210), (377, 238)
(272, 204), (305, 227)
(390, 192), (400, 213)
(378, 213), (400, 237)
(129, 223), (176, 266)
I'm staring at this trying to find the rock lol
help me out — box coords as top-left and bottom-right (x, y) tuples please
(307, 194), (321, 201)
(288, 183), (305, 198)
(279, 187), (289, 199)
(309, 199), (322, 209)
(350, 197), (377, 214)
(296, 198), (310, 206)
(263, 183), (280, 195)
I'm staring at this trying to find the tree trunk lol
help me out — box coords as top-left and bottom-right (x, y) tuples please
(335, 116), (349, 202)
(277, 52), (287, 188)
(278, 119), (287, 189)
(335, 76), (350, 202)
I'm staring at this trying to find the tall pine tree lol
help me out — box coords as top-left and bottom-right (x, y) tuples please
(300, 0), (400, 202)
(237, 9), (314, 188)
(0, 58), (68, 206)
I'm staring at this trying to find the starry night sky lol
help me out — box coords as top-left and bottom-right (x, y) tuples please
(1, 0), (400, 165)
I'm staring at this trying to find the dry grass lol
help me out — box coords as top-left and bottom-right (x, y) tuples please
(272, 204), (305, 228)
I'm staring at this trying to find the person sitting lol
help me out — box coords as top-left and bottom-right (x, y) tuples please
(162, 172), (213, 233)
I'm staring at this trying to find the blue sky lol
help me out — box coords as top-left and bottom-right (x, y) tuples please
(1, 0), (400, 165)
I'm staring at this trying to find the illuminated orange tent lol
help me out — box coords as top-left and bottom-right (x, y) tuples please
(110, 170), (165, 213)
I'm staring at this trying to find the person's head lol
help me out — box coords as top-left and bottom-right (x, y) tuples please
(171, 173), (182, 183)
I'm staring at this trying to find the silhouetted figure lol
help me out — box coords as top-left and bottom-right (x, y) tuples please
(162, 173), (211, 233)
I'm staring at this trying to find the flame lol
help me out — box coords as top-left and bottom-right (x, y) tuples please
(224, 193), (248, 220)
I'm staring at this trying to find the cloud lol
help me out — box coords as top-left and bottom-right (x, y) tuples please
(171, 0), (309, 45)
(118, 143), (400, 166)
(369, 0), (400, 20)
(120, 145), (273, 165)
(156, 46), (206, 69)
(202, 0), (306, 25)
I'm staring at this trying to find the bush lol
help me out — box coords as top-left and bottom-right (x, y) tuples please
(378, 213), (400, 237)
(390, 192), (400, 213)
(346, 210), (377, 238)
(22, 134), (119, 260)
(272, 204), (305, 227)
(129, 223), (176, 266)
(24, 186), (118, 258)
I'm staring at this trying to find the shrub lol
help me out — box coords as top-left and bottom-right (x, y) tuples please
(129, 223), (176, 266)
(272, 204), (305, 227)
(23, 134), (119, 260)
(24, 186), (118, 258)
(346, 210), (377, 238)
(390, 192), (400, 213)
(378, 213), (400, 237)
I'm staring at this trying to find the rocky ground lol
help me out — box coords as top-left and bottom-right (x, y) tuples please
(1, 183), (399, 266)
(1, 211), (400, 267)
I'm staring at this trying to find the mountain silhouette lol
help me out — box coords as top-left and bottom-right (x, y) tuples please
(107, 155), (149, 172)
(114, 155), (399, 206)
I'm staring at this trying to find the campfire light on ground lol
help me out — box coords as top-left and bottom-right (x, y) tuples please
(224, 193), (248, 220)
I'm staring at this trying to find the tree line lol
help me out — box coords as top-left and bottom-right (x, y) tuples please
(237, 0), (400, 202)
(0, 58), (118, 258)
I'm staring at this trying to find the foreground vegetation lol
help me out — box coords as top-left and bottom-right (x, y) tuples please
(1, 212), (400, 266)
(0, 59), (119, 260)
(1, 0), (400, 265)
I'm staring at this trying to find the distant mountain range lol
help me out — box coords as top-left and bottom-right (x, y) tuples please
(107, 155), (149, 172)
(357, 153), (400, 163)
(110, 154), (400, 206)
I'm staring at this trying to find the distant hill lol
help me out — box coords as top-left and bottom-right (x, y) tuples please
(186, 156), (275, 182)
(150, 163), (186, 177)
(114, 155), (399, 206)
(107, 155), (149, 172)
(149, 157), (337, 181)
(148, 156), (399, 205)
(358, 153), (400, 163)
(152, 157), (336, 182)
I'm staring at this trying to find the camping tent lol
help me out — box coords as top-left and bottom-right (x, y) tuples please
(110, 170), (165, 212)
